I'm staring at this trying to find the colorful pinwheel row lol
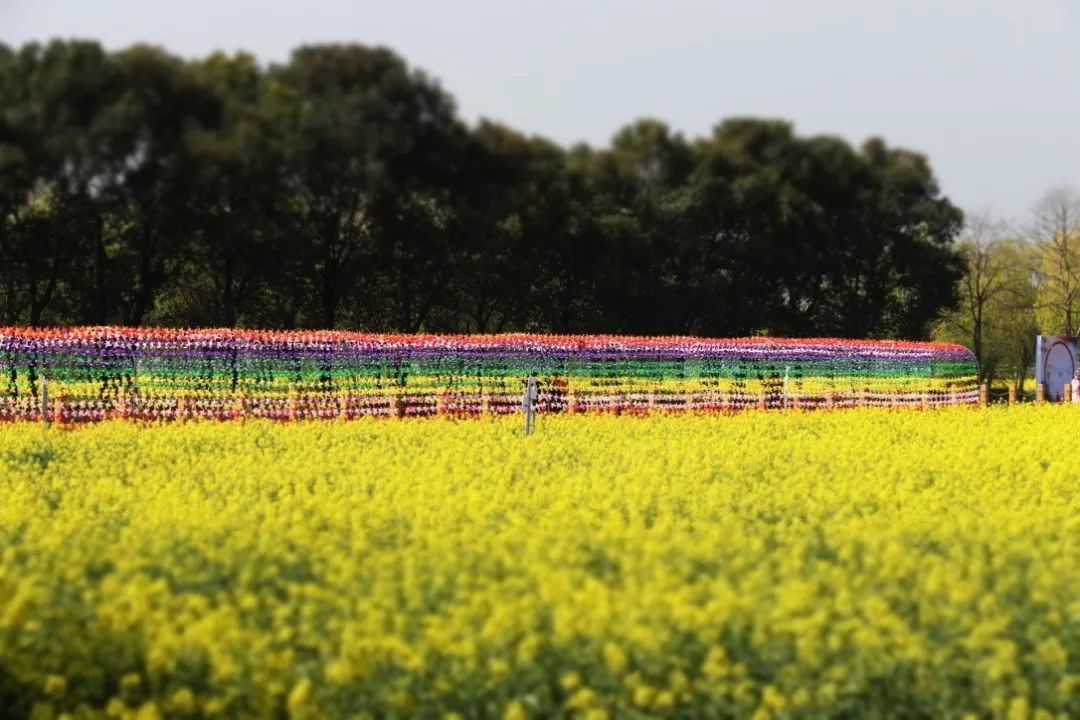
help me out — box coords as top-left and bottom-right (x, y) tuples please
(0, 327), (979, 422)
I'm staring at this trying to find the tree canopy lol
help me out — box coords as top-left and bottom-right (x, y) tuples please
(0, 39), (965, 337)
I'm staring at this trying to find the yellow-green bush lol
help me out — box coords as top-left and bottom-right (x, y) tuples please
(0, 408), (1078, 719)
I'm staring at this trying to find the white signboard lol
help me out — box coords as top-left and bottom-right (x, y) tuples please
(1035, 335), (1078, 401)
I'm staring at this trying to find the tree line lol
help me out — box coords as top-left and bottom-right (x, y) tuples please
(1, 39), (966, 338)
(934, 187), (1080, 390)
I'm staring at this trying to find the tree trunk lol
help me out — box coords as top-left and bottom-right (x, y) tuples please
(320, 254), (338, 329)
(28, 277), (57, 327)
(222, 249), (237, 327)
(91, 215), (109, 324)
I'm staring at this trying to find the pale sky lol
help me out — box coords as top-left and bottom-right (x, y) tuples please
(4, 0), (1079, 220)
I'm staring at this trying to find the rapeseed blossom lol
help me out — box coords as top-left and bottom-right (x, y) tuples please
(0, 407), (1077, 717)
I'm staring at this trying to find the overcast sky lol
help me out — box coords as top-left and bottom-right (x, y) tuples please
(5, 0), (1079, 221)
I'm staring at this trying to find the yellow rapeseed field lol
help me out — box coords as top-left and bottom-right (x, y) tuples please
(1, 408), (1079, 719)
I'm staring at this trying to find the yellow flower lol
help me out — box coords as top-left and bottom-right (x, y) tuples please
(287, 678), (313, 712)
(503, 700), (528, 720)
(761, 685), (786, 710)
(631, 684), (655, 707)
(1034, 638), (1067, 670)
(602, 642), (627, 672)
(43, 674), (67, 696)
(654, 690), (675, 709)
(325, 659), (351, 683)
(135, 702), (162, 720)
(202, 698), (228, 716)
(120, 673), (142, 693)
(105, 698), (126, 718)
(1007, 697), (1029, 720)
(0, 408), (1075, 717)
(564, 687), (596, 710)
(167, 687), (196, 714)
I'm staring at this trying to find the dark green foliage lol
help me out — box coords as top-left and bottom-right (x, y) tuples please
(0, 40), (964, 337)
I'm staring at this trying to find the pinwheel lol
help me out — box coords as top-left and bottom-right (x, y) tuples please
(0, 327), (978, 423)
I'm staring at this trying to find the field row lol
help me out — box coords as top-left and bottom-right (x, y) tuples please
(0, 408), (1078, 718)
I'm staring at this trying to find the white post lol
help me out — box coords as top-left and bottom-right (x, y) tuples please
(522, 375), (538, 436)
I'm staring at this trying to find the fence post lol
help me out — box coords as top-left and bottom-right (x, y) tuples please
(1064, 382), (1072, 404)
(1008, 382), (1017, 406)
(523, 375), (538, 435)
(481, 393), (490, 416)
(979, 383), (989, 407)
(757, 389), (766, 410)
(40, 374), (49, 425)
(825, 391), (835, 410)
(1036, 383), (1046, 404)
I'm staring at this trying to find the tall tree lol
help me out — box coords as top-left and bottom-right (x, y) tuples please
(98, 45), (220, 326)
(988, 239), (1039, 391)
(1031, 187), (1080, 335)
(673, 120), (964, 338)
(0, 40), (969, 340)
(437, 121), (533, 333)
(0, 40), (119, 325)
(844, 139), (964, 338)
(0, 41), (31, 324)
(933, 215), (1019, 381)
(273, 45), (459, 329)
(587, 119), (697, 334)
(160, 51), (291, 327)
